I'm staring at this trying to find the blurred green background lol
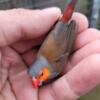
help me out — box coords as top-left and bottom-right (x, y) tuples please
(0, 0), (99, 100)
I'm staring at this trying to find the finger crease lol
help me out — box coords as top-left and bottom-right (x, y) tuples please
(65, 76), (79, 99)
(49, 84), (58, 100)
(1, 29), (10, 46)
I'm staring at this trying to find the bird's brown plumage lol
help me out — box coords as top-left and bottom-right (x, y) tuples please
(28, 0), (78, 88)
(38, 20), (77, 72)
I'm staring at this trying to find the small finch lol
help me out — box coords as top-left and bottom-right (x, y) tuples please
(28, 0), (77, 88)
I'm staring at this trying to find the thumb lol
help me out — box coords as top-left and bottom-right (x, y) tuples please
(0, 7), (61, 47)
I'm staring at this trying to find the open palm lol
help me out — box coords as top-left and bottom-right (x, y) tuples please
(0, 8), (100, 100)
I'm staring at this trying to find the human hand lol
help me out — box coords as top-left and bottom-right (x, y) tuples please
(0, 7), (100, 100)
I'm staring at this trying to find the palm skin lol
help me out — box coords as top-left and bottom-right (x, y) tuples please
(0, 8), (100, 100)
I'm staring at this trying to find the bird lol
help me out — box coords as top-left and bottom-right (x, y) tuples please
(28, 0), (77, 88)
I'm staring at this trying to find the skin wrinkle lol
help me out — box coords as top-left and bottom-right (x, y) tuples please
(0, 68), (8, 92)
(64, 60), (73, 73)
(49, 84), (58, 100)
(20, 23), (29, 40)
(9, 67), (25, 100)
(51, 77), (78, 100)
(6, 24), (22, 46)
(1, 81), (16, 100)
(65, 75), (79, 100)
(0, 47), (21, 97)
(0, 50), (7, 92)
(0, 27), (10, 46)
(9, 70), (26, 83)
(11, 37), (44, 54)
(21, 48), (38, 66)
(9, 69), (27, 82)
(0, 70), (7, 93)
(8, 79), (17, 100)
(8, 52), (27, 78)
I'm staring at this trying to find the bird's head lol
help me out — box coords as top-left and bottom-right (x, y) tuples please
(28, 56), (50, 88)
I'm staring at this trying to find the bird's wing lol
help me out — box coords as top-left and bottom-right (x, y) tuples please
(39, 20), (77, 66)
(54, 20), (77, 55)
(51, 20), (77, 71)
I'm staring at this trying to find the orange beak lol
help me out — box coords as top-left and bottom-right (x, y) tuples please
(32, 77), (39, 89)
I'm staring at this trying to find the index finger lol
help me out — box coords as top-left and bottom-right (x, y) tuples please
(0, 10), (88, 47)
(0, 7), (61, 47)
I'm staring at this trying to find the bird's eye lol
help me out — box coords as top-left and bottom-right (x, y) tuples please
(40, 72), (44, 76)
(37, 67), (49, 81)
(37, 71), (44, 79)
